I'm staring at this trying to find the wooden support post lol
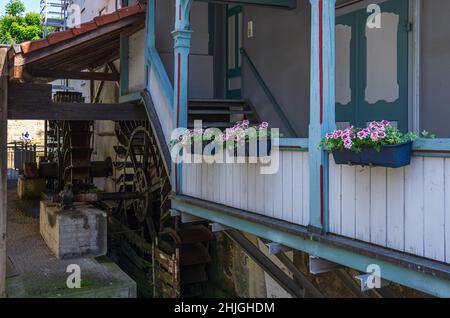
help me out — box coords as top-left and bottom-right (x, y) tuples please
(172, 0), (193, 194)
(0, 47), (9, 298)
(308, 0), (336, 231)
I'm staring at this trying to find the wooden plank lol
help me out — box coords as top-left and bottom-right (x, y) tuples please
(225, 153), (233, 207)
(255, 164), (265, 214)
(273, 153), (284, 220)
(386, 167), (405, 251)
(423, 158), (446, 262)
(355, 166), (371, 242)
(404, 157), (425, 256)
(292, 152), (303, 226)
(282, 152), (293, 222)
(370, 167), (387, 247)
(341, 165), (356, 238)
(302, 152), (310, 226)
(247, 163), (257, 213)
(329, 156), (341, 234)
(28, 69), (120, 81)
(232, 163), (241, 208)
(240, 163), (248, 211)
(264, 163), (275, 218)
(0, 47), (8, 298)
(8, 102), (147, 121)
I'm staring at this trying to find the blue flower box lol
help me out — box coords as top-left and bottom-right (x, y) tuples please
(332, 142), (413, 168)
(232, 139), (272, 158)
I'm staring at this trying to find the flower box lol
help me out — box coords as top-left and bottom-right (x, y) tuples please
(332, 141), (413, 168)
(230, 139), (272, 158)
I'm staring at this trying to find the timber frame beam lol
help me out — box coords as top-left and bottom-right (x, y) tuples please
(8, 102), (146, 121)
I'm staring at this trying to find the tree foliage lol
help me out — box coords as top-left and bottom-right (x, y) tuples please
(0, 1), (42, 44)
(5, 0), (25, 16)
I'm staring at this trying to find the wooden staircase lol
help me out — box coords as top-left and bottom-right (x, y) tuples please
(188, 99), (261, 129)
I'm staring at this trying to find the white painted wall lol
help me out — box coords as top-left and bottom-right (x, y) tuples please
(329, 155), (450, 264)
(128, 29), (146, 93)
(182, 151), (310, 227)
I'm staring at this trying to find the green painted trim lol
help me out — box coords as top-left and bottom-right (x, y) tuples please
(120, 35), (129, 97)
(172, 197), (450, 297)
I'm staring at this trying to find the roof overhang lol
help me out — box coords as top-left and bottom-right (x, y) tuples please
(10, 3), (146, 83)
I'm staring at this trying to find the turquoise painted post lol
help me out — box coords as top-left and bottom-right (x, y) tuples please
(172, 0), (193, 193)
(308, 0), (336, 231)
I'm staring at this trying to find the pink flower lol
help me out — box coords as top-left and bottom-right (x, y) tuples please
(326, 133), (334, 139)
(260, 122), (269, 129)
(357, 130), (368, 140)
(378, 131), (386, 139)
(333, 130), (343, 138)
(381, 120), (390, 127)
(344, 139), (353, 149)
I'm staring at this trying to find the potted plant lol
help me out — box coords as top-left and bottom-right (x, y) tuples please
(320, 121), (417, 168)
(225, 121), (274, 158)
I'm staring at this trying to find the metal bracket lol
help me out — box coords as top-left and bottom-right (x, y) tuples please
(309, 256), (343, 274)
(266, 242), (292, 255)
(211, 223), (230, 233)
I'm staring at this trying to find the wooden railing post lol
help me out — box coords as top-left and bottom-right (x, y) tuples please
(308, 0), (336, 231)
(0, 47), (9, 298)
(172, 0), (193, 194)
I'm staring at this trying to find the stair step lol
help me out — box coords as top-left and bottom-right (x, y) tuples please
(177, 225), (214, 245)
(188, 122), (236, 128)
(180, 243), (211, 267)
(189, 99), (247, 108)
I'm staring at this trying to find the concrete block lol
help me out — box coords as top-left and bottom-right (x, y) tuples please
(40, 201), (107, 259)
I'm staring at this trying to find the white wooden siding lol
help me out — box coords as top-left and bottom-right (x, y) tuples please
(329, 155), (450, 264)
(182, 151), (310, 226)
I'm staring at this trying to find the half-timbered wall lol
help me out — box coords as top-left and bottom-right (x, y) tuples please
(329, 155), (450, 264)
(182, 151), (310, 226)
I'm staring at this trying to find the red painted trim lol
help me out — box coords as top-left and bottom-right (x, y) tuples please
(319, 0), (324, 124)
(176, 53), (181, 127)
(320, 164), (324, 225)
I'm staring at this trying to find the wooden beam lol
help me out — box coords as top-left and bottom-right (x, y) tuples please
(28, 70), (120, 81)
(0, 47), (8, 298)
(8, 102), (147, 121)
